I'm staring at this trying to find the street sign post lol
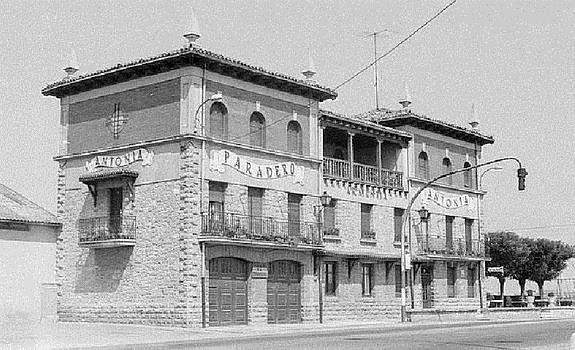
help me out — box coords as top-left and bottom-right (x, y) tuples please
(487, 266), (504, 274)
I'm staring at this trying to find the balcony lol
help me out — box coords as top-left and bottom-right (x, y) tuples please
(201, 212), (322, 247)
(323, 157), (403, 189)
(78, 215), (137, 248)
(416, 235), (485, 258)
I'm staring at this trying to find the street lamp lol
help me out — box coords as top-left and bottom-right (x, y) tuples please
(315, 191), (332, 324)
(194, 93), (223, 134)
(418, 206), (429, 222)
(399, 157), (527, 322)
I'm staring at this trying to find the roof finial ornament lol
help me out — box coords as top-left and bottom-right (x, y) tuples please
(63, 48), (79, 79)
(183, 8), (201, 47)
(399, 81), (412, 109)
(470, 102), (480, 130)
(301, 49), (317, 83)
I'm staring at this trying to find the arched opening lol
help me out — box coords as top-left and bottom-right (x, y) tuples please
(249, 112), (266, 147)
(463, 161), (472, 188)
(418, 152), (429, 180)
(287, 121), (302, 154)
(442, 158), (452, 185)
(209, 102), (228, 140)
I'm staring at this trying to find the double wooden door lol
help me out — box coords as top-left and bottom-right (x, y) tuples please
(267, 260), (302, 324)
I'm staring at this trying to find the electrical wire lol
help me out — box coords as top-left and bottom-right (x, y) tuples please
(495, 224), (575, 232)
(334, 0), (458, 91)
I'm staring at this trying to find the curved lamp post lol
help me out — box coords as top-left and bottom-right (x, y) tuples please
(194, 93), (223, 134)
(314, 191), (332, 324)
(399, 157), (527, 322)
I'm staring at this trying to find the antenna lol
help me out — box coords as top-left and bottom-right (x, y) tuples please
(359, 29), (395, 109)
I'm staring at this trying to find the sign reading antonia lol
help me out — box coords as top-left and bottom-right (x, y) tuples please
(210, 149), (304, 184)
(423, 188), (471, 209)
(85, 148), (154, 172)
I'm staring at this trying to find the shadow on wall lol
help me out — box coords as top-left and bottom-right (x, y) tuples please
(75, 247), (133, 293)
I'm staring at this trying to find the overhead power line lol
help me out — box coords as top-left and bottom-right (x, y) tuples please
(497, 223), (575, 232)
(334, 0), (458, 91)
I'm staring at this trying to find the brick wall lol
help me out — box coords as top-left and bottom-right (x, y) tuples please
(68, 79), (180, 154)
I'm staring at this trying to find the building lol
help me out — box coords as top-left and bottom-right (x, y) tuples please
(0, 183), (60, 322)
(42, 28), (494, 327)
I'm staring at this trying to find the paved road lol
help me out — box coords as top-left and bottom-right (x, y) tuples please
(172, 320), (575, 350)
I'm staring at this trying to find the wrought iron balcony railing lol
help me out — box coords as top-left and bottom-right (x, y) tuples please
(416, 235), (485, 257)
(323, 157), (403, 190)
(78, 215), (136, 245)
(201, 212), (322, 246)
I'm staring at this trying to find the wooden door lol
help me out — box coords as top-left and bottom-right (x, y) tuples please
(209, 258), (248, 326)
(267, 260), (301, 324)
(421, 265), (433, 309)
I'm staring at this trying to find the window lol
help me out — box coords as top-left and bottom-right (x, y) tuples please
(287, 121), (302, 154)
(447, 265), (456, 298)
(209, 182), (226, 231)
(248, 187), (264, 235)
(467, 267), (476, 298)
(418, 152), (429, 179)
(463, 162), (472, 188)
(465, 219), (474, 254)
(445, 216), (454, 252)
(442, 158), (452, 185)
(109, 187), (123, 234)
(249, 112), (266, 147)
(360, 204), (373, 239)
(325, 262), (337, 296)
(362, 264), (374, 296)
(394, 208), (404, 243)
(209, 102), (228, 139)
(323, 200), (337, 235)
(395, 265), (402, 297)
(288, 193), (301, 237)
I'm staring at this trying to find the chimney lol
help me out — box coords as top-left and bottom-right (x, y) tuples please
(469, 103), (480, 130)
(301, 49), (317, 83)
(399, 81), (412, 109)
(183, 8), (201, 47)
(63, 49), (79, 79)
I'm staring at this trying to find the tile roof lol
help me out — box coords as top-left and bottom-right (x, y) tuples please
(354, 108), (495, 145)
(0, 183), (59, 226)
(42, 45), (337, 101)
(319, 109), (412, 140)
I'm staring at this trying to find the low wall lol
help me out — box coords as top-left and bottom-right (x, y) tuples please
(408, 307), (575, 323)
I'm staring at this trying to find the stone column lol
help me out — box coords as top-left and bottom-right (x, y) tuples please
(376, 138), (382, 185)
(248, 263), (268, 324)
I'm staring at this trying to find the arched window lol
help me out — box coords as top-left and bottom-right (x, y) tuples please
(209, 102), (228, 139)
(418, 152), (429, 179)
(463, 162), (472, 188)
(287, 121), (302, 154)
(249, 112), (266, 147)
(442, 158), (452, 185)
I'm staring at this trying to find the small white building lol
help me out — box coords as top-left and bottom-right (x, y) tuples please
(0, 183), (60, 322)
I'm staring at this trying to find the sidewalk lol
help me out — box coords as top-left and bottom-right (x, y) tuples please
(0, 317), (562, 350)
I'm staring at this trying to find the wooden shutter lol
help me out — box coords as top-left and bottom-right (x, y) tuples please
(394, 208), (404, 242)
(361, 204), (371, 234)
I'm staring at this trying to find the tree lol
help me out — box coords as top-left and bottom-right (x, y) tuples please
(486, 231), (531, 298)
(510, 237), (535, 297)
(528, 238), (575, 297)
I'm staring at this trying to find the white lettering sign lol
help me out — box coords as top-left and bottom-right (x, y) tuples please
(85, 148), (154, 172)
(424, 188), (471, 209)
(210, 149), (304, 185)
(488, 266), (504, 274)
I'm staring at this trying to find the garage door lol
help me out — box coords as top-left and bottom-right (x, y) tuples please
(209, 257), (248, 326)
(267, 260), (301, 324)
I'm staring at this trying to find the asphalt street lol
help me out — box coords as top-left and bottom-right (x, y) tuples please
(167, 319), (575, 350)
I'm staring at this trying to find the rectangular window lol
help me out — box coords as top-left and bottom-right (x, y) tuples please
(109, 187), (123, 234)
(447, 265), (456, 298)
(395, 265), (402, 297)
(325, 262), (337, 296)
(209, 182), (226, 232)
(323, 200), (337, 235)
(361, 204), (372, 238)
(248, 187), (264, 236)
(362, 264), (374, 296)
(394, 208), (404, 242)
(288, 193), (301, 237)
(445, 216), (454, 252)
(465, 219), (474, 253)
(467, 267), (476, 298)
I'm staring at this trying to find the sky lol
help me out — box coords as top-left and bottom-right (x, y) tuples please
(0, 1), (573, 242)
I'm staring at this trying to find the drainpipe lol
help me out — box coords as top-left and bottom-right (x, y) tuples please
(200, 64), (207, 327)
